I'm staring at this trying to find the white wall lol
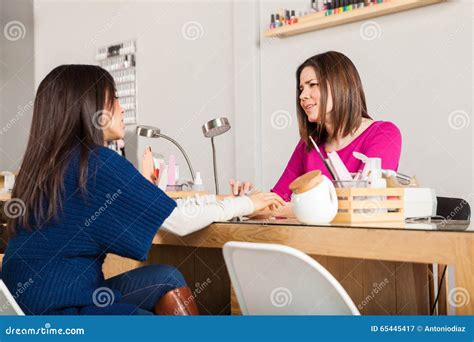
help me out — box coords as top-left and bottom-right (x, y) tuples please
(4, 0), (473, 203)
(232, 0), (263, 187)
(252, 0), (473, 203)
(33, 0), (236, 192)
(0, 0), (35, 172)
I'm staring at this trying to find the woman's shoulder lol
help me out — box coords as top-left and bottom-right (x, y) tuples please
(93, 145), (121, 158)
(295, 138), (306, 148)
(293, 138), (311, 155)
(85, 145), (135, 178)
(66, 145), (121, 169)
(366, 120), (401, 137)
(90, 145), (126, 165)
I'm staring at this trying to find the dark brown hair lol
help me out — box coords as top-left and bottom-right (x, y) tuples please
(296, 51), (371, 151)
(7, 65), (116, 234)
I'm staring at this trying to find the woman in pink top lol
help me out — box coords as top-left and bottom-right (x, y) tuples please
(232, 51), (402, 213)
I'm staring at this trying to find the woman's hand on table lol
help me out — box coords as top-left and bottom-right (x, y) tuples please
(228, 179), (288, 215)
(248, 192), (286, 213)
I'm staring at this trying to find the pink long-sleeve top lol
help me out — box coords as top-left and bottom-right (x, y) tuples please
(272, 121), (402, 202)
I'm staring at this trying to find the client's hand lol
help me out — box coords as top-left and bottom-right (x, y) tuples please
(248, 192), (286, 212)
(141, 147), (156, 183)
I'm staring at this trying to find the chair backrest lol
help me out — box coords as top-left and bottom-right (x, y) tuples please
(436, 197), (471, 221)
(223, 241), (359, 315)
(0, 280), (25, 315)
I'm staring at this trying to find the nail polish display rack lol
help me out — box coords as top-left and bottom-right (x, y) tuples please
(264, 0), (444, 38)
(95, 40), (137, 125)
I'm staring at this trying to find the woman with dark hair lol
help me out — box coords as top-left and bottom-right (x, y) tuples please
(2, 65), (284, 315)
(233, 51), (401, 216)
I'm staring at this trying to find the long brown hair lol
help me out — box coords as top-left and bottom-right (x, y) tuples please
(296, 51), (371, 151)
(7, 65), (116, 234)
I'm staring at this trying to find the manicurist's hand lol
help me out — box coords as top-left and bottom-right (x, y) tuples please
(248, 192), (286, 212)
(141, 147), (156, 183)
(229, 179), (254, 196)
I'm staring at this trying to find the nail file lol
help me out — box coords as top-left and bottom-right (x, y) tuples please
(327, 151), (353, 187)
(309, 136), (337, 180)
(325, 158), (340, 182)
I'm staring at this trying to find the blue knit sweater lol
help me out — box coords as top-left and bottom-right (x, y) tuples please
(2, 146), (177, 315)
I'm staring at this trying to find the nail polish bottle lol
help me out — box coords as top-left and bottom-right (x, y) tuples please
(326, 0), (333, 15)
(290, 10), (297, 24)
(270, 14), (275, 29)
(192, 172), (205, 191)
(338, 0), (344, 13)
(279, 8), (285, 23)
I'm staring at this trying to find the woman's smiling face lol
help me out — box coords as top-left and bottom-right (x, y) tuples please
(299, 66), (333, 123)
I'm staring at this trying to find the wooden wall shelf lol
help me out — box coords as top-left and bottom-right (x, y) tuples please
(264, 0), (445, 38)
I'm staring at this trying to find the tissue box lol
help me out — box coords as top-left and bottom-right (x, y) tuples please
(403, 188), (436, 218)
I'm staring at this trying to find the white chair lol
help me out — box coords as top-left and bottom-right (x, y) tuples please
(0, 280), (25, 315)
(223, 241), (360, 315)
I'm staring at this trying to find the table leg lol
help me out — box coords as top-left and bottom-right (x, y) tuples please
(452, 235), (474, 315)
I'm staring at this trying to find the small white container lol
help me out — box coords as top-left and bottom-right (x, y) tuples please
(291, 175), (338, 224)
(1, 171), (15, 192)
(192, 171), (205, 192)
(365, 160), (387, 215)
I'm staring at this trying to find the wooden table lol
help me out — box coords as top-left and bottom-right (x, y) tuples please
(144, 219), (473, 315)
(3, 175), (470, 314)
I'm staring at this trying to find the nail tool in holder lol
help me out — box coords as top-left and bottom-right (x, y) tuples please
(309, 136), (338, 181)
(381, 169), (412, 186)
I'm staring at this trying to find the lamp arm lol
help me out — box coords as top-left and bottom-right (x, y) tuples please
(211, 137), (219, 195)
(157, 133), (196, 182)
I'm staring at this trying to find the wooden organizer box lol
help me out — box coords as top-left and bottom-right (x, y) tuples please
(333, 187), (404, 223)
